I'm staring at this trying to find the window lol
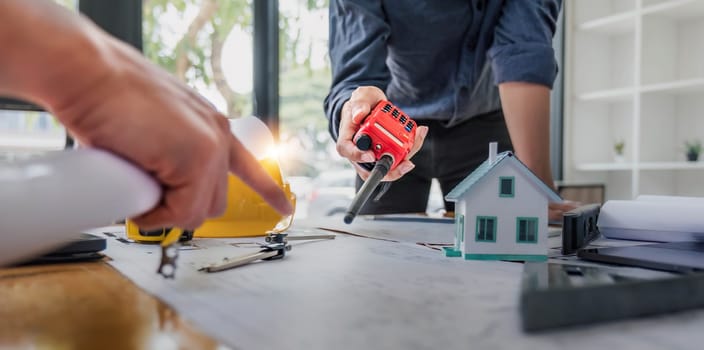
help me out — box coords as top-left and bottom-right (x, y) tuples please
(279, 1), (354, 220)
(0, 0), (76, 160)
(142, 1), (347, 221)
(0, 110), (66, 160)
(475, 216), (497, 242)
(55, 0), (77, 8)
(499, 176), (514, 197)
(143, 0), (253, 118)
(516, 217), (538, 243)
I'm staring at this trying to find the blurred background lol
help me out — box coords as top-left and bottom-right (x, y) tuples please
(0, 0), (407, 221)
(4, 0), (704, 219)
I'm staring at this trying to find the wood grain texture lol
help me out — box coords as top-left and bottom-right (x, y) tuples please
(0, 261), (221, 350)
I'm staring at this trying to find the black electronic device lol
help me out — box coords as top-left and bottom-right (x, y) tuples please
(520, 262), (704, 332)
(560, 204), (704, 273)
(562, 203), (601, 255)
(20, 233), (106, 265)
(577, 241), (704, 273)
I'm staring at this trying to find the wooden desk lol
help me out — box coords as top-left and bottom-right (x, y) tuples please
(0, 261), (221, 350)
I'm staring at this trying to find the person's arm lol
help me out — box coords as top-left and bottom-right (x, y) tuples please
(499, 83), (579, 221)
(324, 0), (391, 141)
(0, 1), (292, 229)
(324, 0), (427, 181)
(487, 0), (562, 188)
(489, 1), (576, 220)
(499, 83), (553, 187)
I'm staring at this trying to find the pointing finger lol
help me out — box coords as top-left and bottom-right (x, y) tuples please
(227, 136), (293, 216)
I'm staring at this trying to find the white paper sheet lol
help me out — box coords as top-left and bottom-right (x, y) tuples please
(599, 195), (704, 242)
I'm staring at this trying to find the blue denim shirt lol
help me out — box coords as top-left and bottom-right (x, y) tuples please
(324, 0), (562, 139)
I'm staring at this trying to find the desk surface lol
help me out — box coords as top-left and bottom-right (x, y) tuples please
(103, 218), (704, 350)
(0, 261), (222, 350)
(4, 218), (704, 349)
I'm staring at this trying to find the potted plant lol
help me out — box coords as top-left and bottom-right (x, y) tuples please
(685, 140), (702, 162)
(613, 140), (625, 162)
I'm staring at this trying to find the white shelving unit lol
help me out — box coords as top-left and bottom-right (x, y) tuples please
(564, 0), (704, 199)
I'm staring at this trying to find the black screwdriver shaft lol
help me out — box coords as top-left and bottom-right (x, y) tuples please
(344, 155), (394, 224)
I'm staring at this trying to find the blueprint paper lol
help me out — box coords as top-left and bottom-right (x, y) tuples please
(308, 216), (454, 244)
(311, 216), (564, 252)
(599, 196), (704, 242)
(99, 224), (704, 350)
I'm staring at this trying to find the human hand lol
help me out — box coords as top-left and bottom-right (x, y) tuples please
(548, 200), (581, 224)
(51, 36), (293, 230)
(337, 86), (428, 181)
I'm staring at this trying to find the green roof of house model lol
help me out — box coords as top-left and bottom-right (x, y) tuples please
(445, 151), (561, 202)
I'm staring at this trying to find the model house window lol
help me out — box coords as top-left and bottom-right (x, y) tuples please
(499, 177), (514, 197)
(516, 217), (538, 243)
(475, 216), (497, 242)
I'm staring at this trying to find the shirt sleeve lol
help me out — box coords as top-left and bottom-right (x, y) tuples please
(487, 0), (562, 88)
(324, 0), (391, 140)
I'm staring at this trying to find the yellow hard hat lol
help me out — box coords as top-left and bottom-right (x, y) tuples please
(126, 117), (295, 242)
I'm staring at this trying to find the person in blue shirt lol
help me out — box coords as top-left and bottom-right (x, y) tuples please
(324, 0), (573, 220)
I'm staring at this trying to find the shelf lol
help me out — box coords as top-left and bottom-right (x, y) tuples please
(639, 161), (704, 170)
(575, 162), (633, 171)
(578, 79), (704, 100)
(578, 11), (636, 34)
(642, 0), (704, 20)
(567, 0), (704, 200)
(576, 161), (704, 171)
(640, 78), (704, 94)
(577, 87), (634, 102)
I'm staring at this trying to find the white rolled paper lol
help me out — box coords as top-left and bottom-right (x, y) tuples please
(599, 195), (704, 242)
(0, 149), (161, 266)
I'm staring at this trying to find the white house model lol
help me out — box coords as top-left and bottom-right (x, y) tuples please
(443, 142), (561, 262)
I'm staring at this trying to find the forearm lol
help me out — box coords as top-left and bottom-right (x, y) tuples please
(499, 82), (554, 188)
(0, 1), (111, 114)
(325, 0), (391, 139)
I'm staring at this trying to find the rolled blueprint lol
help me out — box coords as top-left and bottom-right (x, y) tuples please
(0, 149), (160, 266)
(598, 196), (704, 242)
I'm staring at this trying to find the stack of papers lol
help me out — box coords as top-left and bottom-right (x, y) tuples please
(598, 195), (704, 242)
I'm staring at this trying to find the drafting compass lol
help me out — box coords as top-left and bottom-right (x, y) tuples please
(199, 231), (335, 273)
